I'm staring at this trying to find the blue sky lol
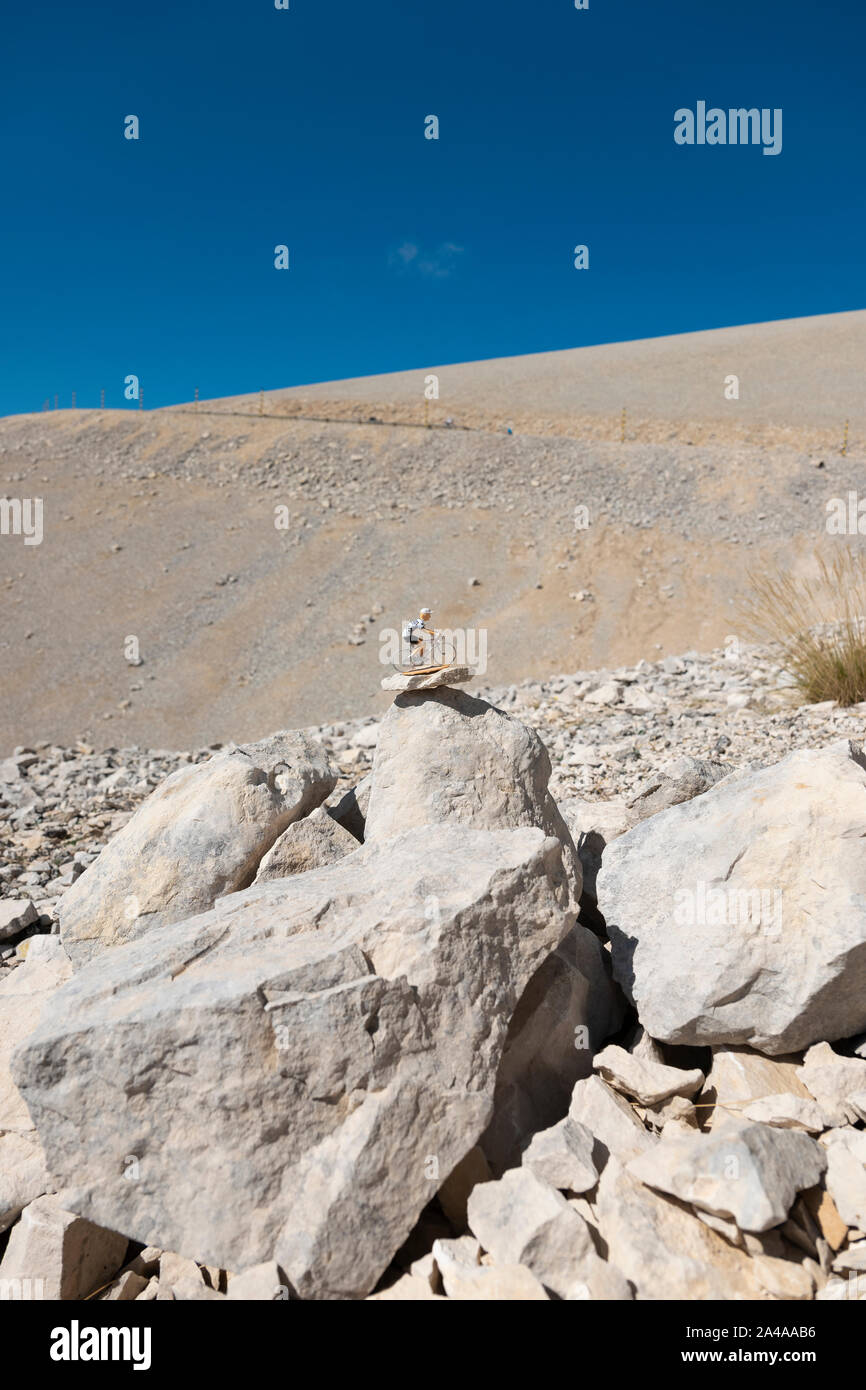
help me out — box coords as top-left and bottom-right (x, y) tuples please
(2, 0), (864, 416)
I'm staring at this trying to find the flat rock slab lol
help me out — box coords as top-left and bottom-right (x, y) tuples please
(597, 1159), (766, 1301)
(700, 1046), (813, 1129)
(14, 823), (581, 1300)
(742, 1093), (828, 1133)
(627, 1116), (827, 1232)
(593, 1043), (704, 1106)
(797, 1042), (866, 1127)
(380, 665), (474, 691)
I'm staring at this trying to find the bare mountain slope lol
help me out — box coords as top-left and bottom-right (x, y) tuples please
(206, 308), (866, 445)
(1, 310), (863, 754)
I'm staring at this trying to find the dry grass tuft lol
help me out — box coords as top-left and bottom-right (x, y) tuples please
(742, 551), (866, 706)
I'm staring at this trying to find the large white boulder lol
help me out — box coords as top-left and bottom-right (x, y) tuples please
(59, 731), (336, 966)
(599, 741), (866, 1054)
(0, 944), (72, 1232)
(14, 823), (591, 1300)
(366, 687), (622, 1168)
(365, 687), (580, 880)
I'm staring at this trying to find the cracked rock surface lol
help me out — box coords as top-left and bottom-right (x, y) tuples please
(13, 823), (598, 1298)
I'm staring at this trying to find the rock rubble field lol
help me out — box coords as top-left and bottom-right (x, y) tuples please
(1, 638), (866, 1300)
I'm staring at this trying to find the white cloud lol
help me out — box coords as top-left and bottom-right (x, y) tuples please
(389, 241), (463, 278)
